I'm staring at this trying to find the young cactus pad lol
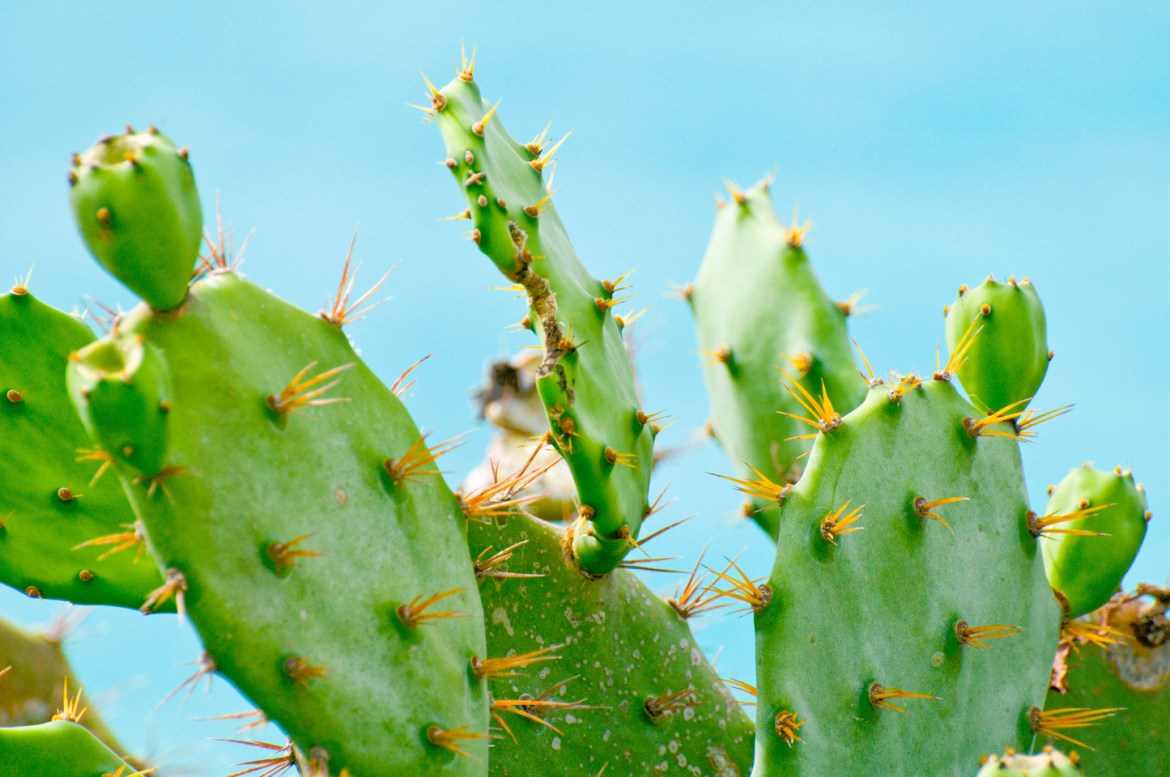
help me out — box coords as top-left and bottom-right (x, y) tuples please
(69, 128), (202, 311)
(944, 276), (1049, 413)
(753, 378), (1061, 776)
(1041, 465), (1150, 619)
(975, 747), (1084, 777)
(690, 179), (863, 539)
(429, 68), (654, 576)
(468, 511), (754, 776)
(0, 287), (164, 609)
(72, 273), (490, 774)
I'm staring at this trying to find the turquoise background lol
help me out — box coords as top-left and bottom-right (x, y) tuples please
(2, 3), (1168, 772)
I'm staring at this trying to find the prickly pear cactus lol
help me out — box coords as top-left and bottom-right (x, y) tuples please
(69, 272), (491, 774)
(69, 127), (202, 311)
(468, 510), (754, 775)
(1047, 585), (1169, 775)
(975, 747), (1083, 776)
(689, 179), (863, 538)
(945, 276), (1049, 413)
(1041, 465), (1150, 619)
(752, 377), (1061, 776)
(0, 721), (136, 776)
(0, 285), (164, 609)
(428, 62), (655, 576)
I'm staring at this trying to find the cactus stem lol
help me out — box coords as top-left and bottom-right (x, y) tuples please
(426, 725), (489, 759)
(141, 568), (187, 616)
(1029, 705), (1123, 750)
(867, 683), (941, 713)
(266, 361), (354, 417)
(73, 521), (148, 562)
(954, 621), (1023, 649)
(1026, 503), (1113, 539)
(396, 588), (469, 628)
(50, 676), (89, 723)
(644, 689), (702, 720)
(383, 433), (465, 485)
(471, 645), (562, 680)
(774, 710), (805, 746)
(777, 371), (842, 438)
(819, 501), (865, 544)
(913, 496), (968, 532)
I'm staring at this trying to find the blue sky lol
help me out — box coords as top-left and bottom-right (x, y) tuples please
(2, 2), (1168, 772)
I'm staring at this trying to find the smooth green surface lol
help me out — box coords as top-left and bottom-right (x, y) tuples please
(1042, 465), (1148, 619)
(0, 291), (164, 609)
(433, 76), (654, 575)
(754, 381), (1061, 776)
(106, 274), (489, 774)
(946, 277), (1048, 413)
(0, 720), (130, 776)
(691, 182), (863, 539)
(470, 513), (754, 776)
(70, 130), (202, 311)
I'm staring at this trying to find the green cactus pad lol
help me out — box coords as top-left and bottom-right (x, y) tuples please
(469, 512), (754, 776)
(1041, 465), (1149, 620)
(1046, 586), (1169, 774)
(430, 72), (654, 576)
(68, 335), (171, 477)
(690, 180), (864, 539)
(975, 747), (1084, 776)
(0, 615), (122, 752)
(84, 273), (489, 774)
(0, 288), (164, 609)
(945, 276), (1049, 413)
(753, 380), (1061, 776)
(70, 127), (202, 311)
(0, 721), (133, 776)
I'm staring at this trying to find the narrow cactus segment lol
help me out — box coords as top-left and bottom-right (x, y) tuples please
(945, 276), (1049, 413)
(975, 747), (1084, 776)
(430, 73), (653, 575)
(690, 180), (863, 539)
(0, 721), (134, 775)
(469, 512), (754, 775)
(753, 380), (1061, 776)
(69, 127), (202, 311)
(74, 274), (488, 774)
(1041, 465), (1149, 619)
(1047, 586), (1169, 775)
(0, 289), (164, 608)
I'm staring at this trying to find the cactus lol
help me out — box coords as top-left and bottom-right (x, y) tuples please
(689, 179), (864, 538)
(975, 747), (1084, 776)
(0, 286), (165, 610)
(752, 373), (1062, 775)
(429, 64), (655, 576)
(69, 127), (202, 311)
(1046, 585), (1168, 775)
(68, 269), (491, 774)
(0, 721), (137, 776)
(944, 276), (1050, 414)
(1041, 465), (1150, 619)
